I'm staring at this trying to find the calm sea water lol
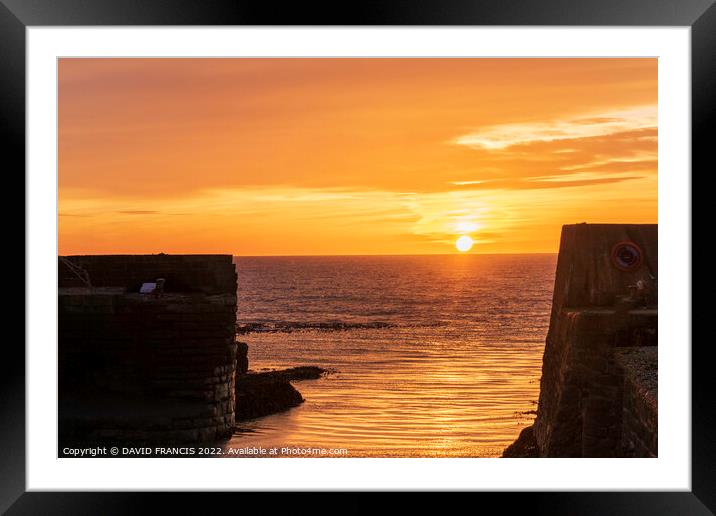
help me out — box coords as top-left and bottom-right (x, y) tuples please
(225, 254), (556, 458)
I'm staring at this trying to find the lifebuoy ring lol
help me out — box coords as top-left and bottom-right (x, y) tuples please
(610, 241), (643, 271)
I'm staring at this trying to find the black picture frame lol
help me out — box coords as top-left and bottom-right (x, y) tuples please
(3, 0), (709, 513)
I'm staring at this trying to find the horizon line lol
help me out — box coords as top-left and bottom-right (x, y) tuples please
(59, 251), (560, 258)
(231, 252), (559, 257)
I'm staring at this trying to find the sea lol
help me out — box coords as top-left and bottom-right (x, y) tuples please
(224, 254), (556, 458)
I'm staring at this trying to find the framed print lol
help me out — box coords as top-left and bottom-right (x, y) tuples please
(4, 0), (710, 512)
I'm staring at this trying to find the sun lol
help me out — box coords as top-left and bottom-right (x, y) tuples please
(455, 235), (474, 252)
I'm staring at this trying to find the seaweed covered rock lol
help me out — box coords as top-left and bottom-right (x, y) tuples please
(502, 425), (538, 458)
(232, 340), (328, 422)
(235, 373), (305, 420)
(254, 366), (326, 382)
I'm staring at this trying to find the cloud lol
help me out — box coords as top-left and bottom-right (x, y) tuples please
(453, 105), (657, 150)
(450, 176), (642, 191)
(449, 180), (488, 186)
(558, 157), (657, 173)
(444, 115), (657, 193)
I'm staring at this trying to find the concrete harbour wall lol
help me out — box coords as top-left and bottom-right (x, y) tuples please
(506, 224), (658, 458)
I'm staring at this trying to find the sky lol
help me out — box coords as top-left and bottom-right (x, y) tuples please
(58, 58), (657, 255)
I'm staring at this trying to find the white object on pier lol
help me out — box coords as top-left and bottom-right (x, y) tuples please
(139, 282), (157, 294)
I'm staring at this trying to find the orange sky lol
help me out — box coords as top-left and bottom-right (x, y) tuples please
(58, 58), (657, 255)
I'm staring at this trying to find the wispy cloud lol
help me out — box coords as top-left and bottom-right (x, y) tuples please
(558, 156), (657, 173)
(453, 105), (656, 150)
(449, 180), (488, 186)
(449, 176), (642, 191)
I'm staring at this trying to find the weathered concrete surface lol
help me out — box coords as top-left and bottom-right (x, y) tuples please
(506, 224), (658, 458)
(548, 224), (657, 319)
(59, 254), (237, 294)
(533, 307), (657, 457)
(615, 347), (658, 457)
(58, 254), (238, 447)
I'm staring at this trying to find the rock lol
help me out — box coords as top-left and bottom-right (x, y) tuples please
(232, 339), (326, 421)
(502, 425), (538, 458)
(253, 366), (327, 382)
(235, 372), (305, 421)
(236, 341), (249, 374)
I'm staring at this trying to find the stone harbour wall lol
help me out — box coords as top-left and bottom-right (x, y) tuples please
(58, 254), (238, 446)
